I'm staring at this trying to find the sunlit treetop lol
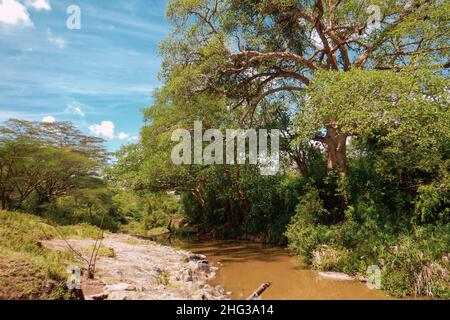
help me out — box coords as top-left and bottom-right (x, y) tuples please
(161, 0), (448, 122)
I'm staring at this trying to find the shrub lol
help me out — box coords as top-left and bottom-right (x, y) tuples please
(381, 230), (450, 298)
(285, 189), (336, 262)
(312, 245), (348, 271)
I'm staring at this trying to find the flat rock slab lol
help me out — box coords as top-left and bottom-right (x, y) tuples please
(318, 272), (355, 281)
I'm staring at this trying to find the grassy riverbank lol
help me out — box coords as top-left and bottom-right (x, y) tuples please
(0, 210), (100, 299)
(0, 211), (227, 300)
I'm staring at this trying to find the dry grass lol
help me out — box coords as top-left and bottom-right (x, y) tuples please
(82, 245), (116, 258)
(414, 261), (449, 297)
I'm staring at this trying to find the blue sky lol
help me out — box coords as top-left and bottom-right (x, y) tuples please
(0, 0), (170, 150)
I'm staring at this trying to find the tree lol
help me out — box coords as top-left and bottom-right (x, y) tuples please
(297, 68), (449, 175)
(160, 0), (448, 175)
(0, 119), (109, 211)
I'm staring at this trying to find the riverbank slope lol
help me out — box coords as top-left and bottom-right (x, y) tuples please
(0, 211), (227, 300)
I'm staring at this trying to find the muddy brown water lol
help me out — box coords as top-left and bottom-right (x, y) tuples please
(174, 239), (394, 300)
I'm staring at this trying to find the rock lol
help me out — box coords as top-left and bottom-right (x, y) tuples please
(88, 291), (109, 300)
(154, 267), (162, 273)
(125, 285), (137, 291)
(318, 272), (354, 281)
(215, 285), (224, 294)
(180, 268), (194, 282)
(188, 253), (207, 261)
(195, 261), (210, 274)
(107, 283), (132, 291)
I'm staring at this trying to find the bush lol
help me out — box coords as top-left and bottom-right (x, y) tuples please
(312, 245), (348, 271)
(380, 228), (450, 298)
(285, 191), (450, 298)
(285, 187), (338, 261)
(414, 178), (450, 225)
(116, 191), (182, 237)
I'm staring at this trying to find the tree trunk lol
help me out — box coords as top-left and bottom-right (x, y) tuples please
(191, 188), (206, 209)
(191, 188), (208, 229)
(1, 193), (5, 210)
(293, 153), (309, 178)
(324, 124), (348, 177)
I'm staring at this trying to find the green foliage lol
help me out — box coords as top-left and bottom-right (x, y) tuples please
(0, 119), (128, 231)
(114, 191), (182, 237)
(0, 119), (108, 211)
(180, 168), (307, 243)
(37, 184), (123, 231)
(298, 69), (449, 149)
(285, 179), (450, 297)
(380, 227), (450, 298)
(414, 163), (450, 225)
(154, 270), (171, 286)
(285, 188), (333, 261)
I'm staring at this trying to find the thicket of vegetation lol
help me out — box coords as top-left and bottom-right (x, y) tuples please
(109, 0), (449, 297)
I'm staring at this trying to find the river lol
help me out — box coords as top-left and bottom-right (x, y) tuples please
(170, 239), (394, 300)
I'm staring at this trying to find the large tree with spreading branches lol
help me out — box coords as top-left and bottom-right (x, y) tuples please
(159, 0), (448, 176)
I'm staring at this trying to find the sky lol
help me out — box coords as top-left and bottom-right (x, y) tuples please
(0, 0), (171, 151)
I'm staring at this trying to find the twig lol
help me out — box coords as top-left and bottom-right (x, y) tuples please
(50, 224), (90, 265)
(88, 211), (106, 278)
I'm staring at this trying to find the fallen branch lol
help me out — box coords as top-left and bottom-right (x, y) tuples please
(247, 281), (272, 300)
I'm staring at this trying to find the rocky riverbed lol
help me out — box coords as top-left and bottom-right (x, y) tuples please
(42, 234), (230, 300)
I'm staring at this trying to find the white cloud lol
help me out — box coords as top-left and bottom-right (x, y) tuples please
(0, 0), (33, 27)
(89, 121), (115, 139)
(129, 135), (140, 142)
(117, 132), (129, 140)
(47, 29), (67, 49)
(65, 102), (85, 117)
(27, 0), (50, 11)
(42, 115), (56, 123)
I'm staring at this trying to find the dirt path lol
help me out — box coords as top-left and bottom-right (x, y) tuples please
(43, 233), (229, 300)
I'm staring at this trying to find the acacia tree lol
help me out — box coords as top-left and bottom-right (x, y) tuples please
(0, 119), (108, 211)
(160, 0), (449, 176)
